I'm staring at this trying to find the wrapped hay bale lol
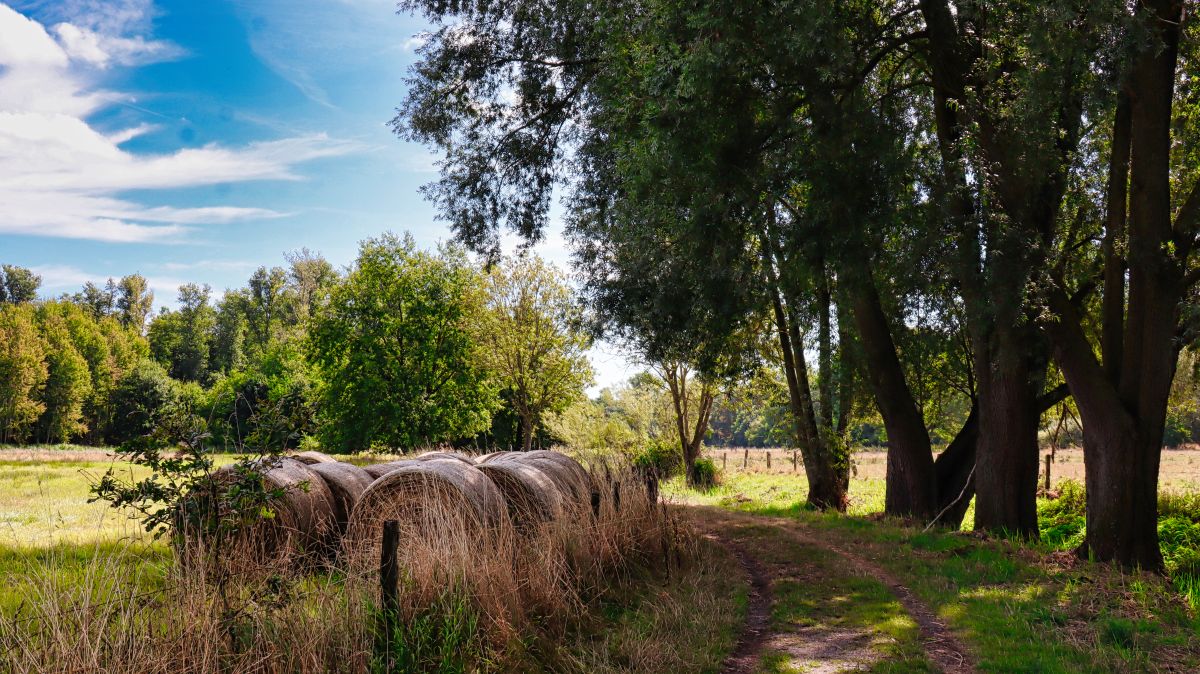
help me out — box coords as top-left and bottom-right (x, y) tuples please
(415, 451), (474, 464)
(489, 450), (592, 505)
(362, 460), (421, 479)
(308, 461), (374, 533)
(293, 450), (338, 465)
(475, 461), (564, 527)
(205, 457), (337, 562)
(344, 459), (508, 566)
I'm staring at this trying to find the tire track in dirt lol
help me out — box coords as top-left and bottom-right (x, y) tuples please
(771, 519), (975, 674)
(703, 532), (773, 674)
(692, 506), (975, 674)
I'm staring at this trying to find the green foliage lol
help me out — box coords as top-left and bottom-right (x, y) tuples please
(0, 303), (48, 443)
(372, 582), (483, 674)
(36, 306), (92, 443)
(631, 438), (682, 480)
(1037, 479), (1088, 550)
(690, 456), (719, 490)
(107, 359), (182, 447)
(148, 284), (217, 384)
(308, 233), (498, 451)
(476, 255), (593, 450)
(90, 393), (290, 541)
(206, 339), (317, 452)
(0, 264), (41, 304)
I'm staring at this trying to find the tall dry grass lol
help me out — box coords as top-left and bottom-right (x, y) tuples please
(0, 463), (685, 673)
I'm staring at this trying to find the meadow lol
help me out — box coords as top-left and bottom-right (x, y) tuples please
(4, 446), (1200, 672)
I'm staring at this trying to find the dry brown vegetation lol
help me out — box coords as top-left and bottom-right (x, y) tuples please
(0, 458), (737, 673)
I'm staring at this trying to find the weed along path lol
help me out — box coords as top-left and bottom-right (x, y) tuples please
(688, 506), (975, 674)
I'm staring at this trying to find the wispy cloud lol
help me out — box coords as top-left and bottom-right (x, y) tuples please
(0, 2), (362, 244)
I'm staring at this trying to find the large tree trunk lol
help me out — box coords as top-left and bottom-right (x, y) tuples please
(845, 268), (937, 518)
(972, 337), (1041, 538)
(1046, 0), (1183, 571)
(1082, 419), (1165, 569)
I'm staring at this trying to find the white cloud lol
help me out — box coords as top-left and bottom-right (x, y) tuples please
(32, 263), (187, 308)
(53, 22), (183, 68)
(0, 3), (362, 244)
(402, 34), (428, 52)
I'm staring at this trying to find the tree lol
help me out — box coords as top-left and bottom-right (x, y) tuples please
(0, 265), (41, 304)
(147, 284), (216, 383)
(1043, 0), (1197, 569)
(116, 274), (154, 333)
(307, 233), (499, 450)
(245, 266), (291, 355)
(75, 279), (117, 319)
(36, 306), (92, 443)
(654, 361), (716, 487)
(284, 248), (337, 322)
(0, 304), (48, 443)
(477, 255), (593, 451)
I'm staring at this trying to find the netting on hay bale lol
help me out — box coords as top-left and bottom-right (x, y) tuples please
(474, 461), (565, 529)
(362, 460), (422, 480)
(292, 450), (338, 465)
(476, 451), (517, 464)
(307, 461), (374, 534)
(342, 459), (508, 569)
(415, 451), (474, 464)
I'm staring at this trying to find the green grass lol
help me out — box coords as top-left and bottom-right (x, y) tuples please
(672, 471), (1200, 672)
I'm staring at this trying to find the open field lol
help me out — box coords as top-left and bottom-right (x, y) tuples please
(6, 445), (1200, 547)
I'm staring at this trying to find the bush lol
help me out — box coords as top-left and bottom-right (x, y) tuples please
(690, 457), (719, 490)
(631, 438), (682, 479)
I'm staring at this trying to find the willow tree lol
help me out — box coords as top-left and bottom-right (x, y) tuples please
(396, 0), (972, 512)
(1044, 0), (1199, 570)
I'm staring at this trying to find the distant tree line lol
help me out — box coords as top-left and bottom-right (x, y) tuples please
(0, 239), (593, 453)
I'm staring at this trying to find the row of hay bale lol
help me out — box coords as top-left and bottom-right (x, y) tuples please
(225, 449), (604, 565)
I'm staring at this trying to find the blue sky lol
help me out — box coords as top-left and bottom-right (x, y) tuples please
(0, 0), (633, 390)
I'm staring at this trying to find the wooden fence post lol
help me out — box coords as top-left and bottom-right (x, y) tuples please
(766, 451), (771, 470)
(792, 450), (798, 472)
(1043, 453), (1052, 492)
(722, 452), (727, 471)
(743, 448), (749, 469)
(379, 519), (400, 667)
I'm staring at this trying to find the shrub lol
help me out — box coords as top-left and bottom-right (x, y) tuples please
(690, 457), (719, 490)
(631, 438), (682, 479)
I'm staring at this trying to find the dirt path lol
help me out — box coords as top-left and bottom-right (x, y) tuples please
(706, 532), (773, 673)
(689, 506), (975, 674)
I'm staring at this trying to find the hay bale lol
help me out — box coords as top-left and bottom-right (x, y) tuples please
(362, 460), (421, 479)
(293, 450), (337, 465)
(476, 451), (517, 464)
(416, 451), (473, 464)
(475, 461), (564, 526)
(307, 462), (374, 531)
(344, 459), (507, 565)
(489, 450), (592, 503)
(208, 457), (337, 560)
